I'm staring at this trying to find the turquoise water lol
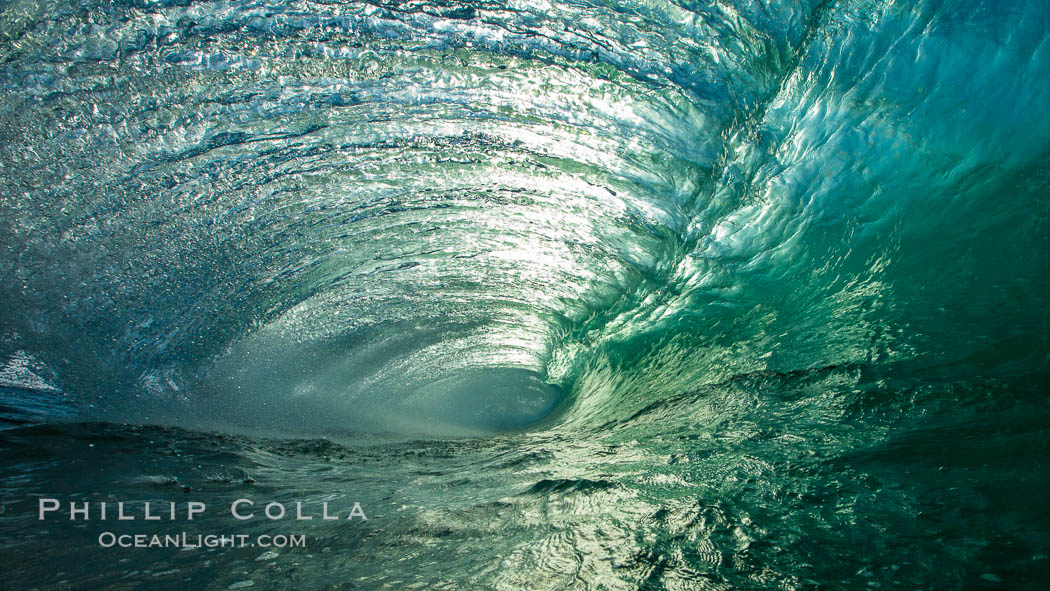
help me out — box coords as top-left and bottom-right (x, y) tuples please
(1, 0), (1049, 588)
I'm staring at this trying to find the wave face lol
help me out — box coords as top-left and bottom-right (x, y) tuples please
(2, 0), (1050, 433)
(2, 0), (1050, 587)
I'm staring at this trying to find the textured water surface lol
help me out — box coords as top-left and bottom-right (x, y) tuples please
(1, 0), (1049, 588)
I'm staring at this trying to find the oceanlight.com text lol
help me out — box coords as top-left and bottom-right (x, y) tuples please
(97, 532), (307, 549)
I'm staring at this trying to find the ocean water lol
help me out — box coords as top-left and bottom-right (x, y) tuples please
(1, 0), (1049, 588)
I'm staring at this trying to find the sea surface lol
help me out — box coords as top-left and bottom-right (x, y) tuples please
(1, 0), (1049, 588)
